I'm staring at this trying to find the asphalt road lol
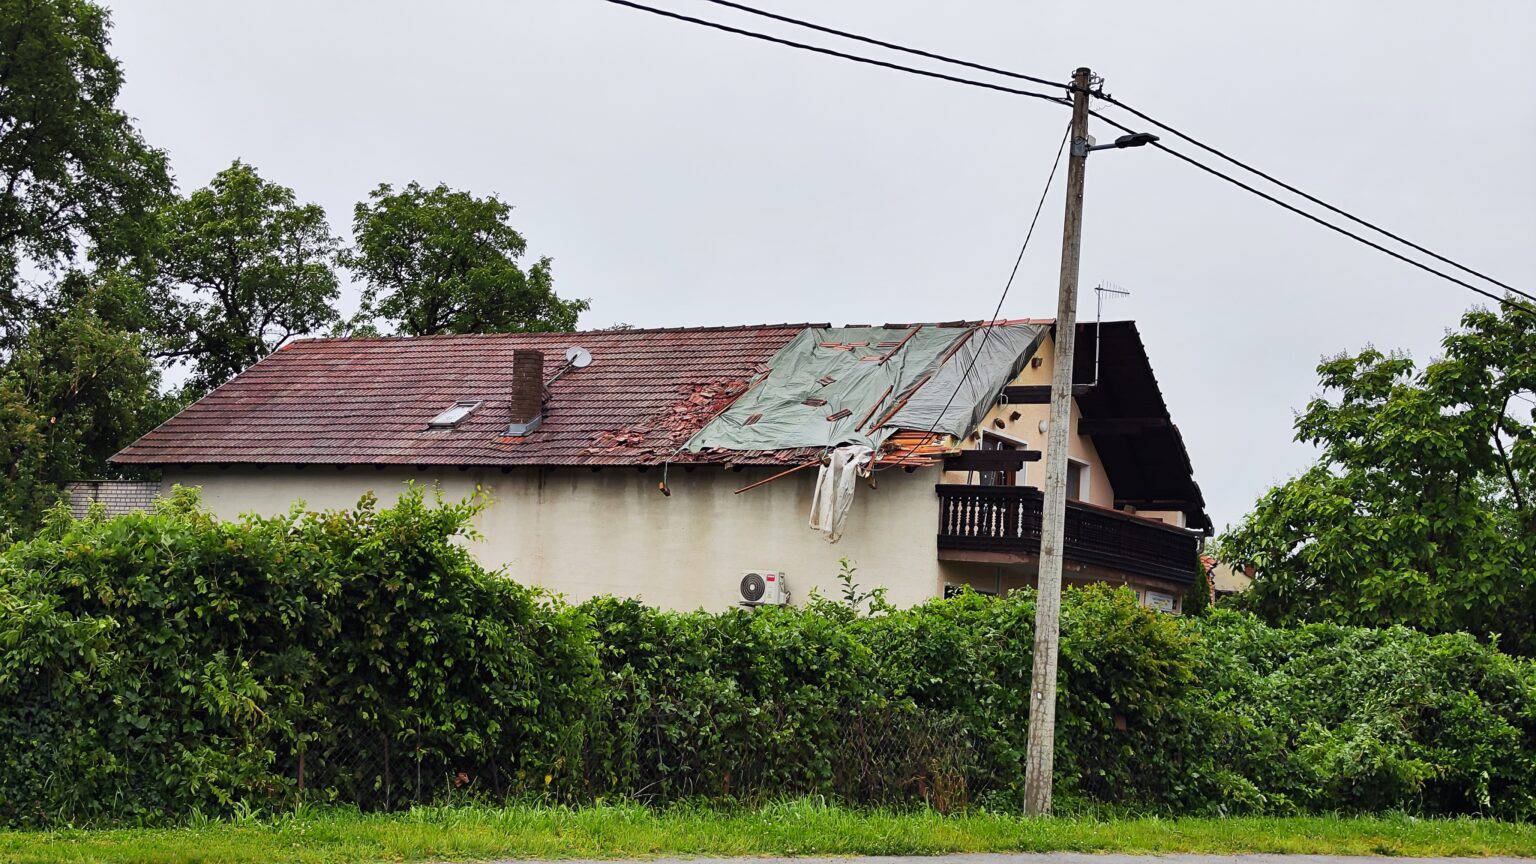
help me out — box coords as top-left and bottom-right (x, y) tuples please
(485, 848), (1529, 854)
(485, 857), (1533, 864)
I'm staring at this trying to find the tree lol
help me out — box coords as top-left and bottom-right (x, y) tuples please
(0, 274), (177, 532)
(343, 181), (586, 336)
(0, 0), (172, 345)
(1223, 301), (1536, 655)
(158, 160), (339, 393)
(1184, 559), (1212, 617)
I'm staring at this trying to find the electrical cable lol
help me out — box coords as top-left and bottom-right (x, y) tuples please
(1088, 109), (1536, 320)
(597, 0), (1069, 104)
(880, 120), (1072, 472)
(1092, 93), (1534, 305)
(625, 0), (1529, 310)
(598, 0), (1531, 316)
(696, 0), (1066, 90)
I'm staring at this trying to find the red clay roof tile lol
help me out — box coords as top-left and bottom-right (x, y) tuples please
(112, 325), (826, 468)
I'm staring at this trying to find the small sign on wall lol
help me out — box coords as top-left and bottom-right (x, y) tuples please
(1142, 590), (1177, 613)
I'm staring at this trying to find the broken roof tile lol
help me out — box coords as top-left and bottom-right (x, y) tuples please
(112, 325), (818, 468)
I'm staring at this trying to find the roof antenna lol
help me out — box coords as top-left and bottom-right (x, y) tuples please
(1087, 282), (1130, 388)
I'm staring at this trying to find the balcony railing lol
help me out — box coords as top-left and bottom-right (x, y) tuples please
(936, 484), (1199, 585)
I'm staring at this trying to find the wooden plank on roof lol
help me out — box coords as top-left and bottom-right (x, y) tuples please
(1116, 498), (1200, 510)
(1078, 417), (1172, 435)
(1003, 384), (1093, 403)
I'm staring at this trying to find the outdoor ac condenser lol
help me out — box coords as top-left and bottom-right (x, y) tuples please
(738, 571), (788, 606)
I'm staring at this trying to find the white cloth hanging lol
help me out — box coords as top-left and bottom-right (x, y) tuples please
(808, 445), (874, 542)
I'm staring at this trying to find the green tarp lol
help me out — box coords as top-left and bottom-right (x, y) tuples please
(886, 323), (1047, 439)
(685, 323), (1046, 455)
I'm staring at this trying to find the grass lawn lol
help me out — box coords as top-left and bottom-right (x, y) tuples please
(2, 800), (1534, 864)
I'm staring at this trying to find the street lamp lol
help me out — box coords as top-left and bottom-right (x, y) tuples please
(1024, 69), (1161, 817)
(1080, 131), (1160, 154)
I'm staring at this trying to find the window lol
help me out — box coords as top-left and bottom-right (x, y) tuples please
(1065, 459), (1086, 500)
(428, 400), (483, 428)
(944, 583), (997, 599)
(1142, 590), (1178, 613)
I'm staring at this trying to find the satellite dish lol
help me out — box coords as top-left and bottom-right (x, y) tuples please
(565, 346), (593, 369)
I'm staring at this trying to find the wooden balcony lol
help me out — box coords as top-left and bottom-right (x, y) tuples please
(936, 484), (1200, 586)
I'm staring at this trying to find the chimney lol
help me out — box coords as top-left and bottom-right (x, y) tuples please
(506, 349), (545, 436)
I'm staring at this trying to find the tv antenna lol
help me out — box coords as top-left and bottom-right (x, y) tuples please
(1088, 282), (1130, 387)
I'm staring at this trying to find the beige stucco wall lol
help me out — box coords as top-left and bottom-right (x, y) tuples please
(161, 462), (948, 612)
(1210, 562), (1253, 594)
(1132, 509), (1188, 528)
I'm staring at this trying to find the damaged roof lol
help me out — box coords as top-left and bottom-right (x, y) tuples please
(112, 325), (821, 468)
(110, 319), (1209, 530)
(686, 323), (1045, 456)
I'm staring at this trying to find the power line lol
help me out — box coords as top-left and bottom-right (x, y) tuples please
(1088, 109), (1536, 320)
(694, 0), (1529, 306)
(599, 0), (1531, 317)
(1092, 93), (1536, 306)
(883, 121), (1073, 472)
(597, 0), (1068, 104)
(696, 0), (1066, 91)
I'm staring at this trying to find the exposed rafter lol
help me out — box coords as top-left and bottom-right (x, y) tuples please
(1077, 417), (1172, 436)
(1002, 384), (1093, 404)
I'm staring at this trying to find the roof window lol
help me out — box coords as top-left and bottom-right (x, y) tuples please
(428, 400), (483, 429)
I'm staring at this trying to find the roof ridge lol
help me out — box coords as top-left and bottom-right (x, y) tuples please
(291, 322), (835, 345)
(283, 319), (1094, 347)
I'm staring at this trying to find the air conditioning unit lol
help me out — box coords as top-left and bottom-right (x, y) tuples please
(739, 570), (788, 606)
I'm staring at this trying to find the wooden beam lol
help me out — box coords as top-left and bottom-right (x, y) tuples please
(869, 327), (976, 430)
(733, 460), (819, 494)
(1003, 384), (1092, 403)
(1078, 417), (1171, 436)
(877, 325), (922, 364)
(856, 384), (895, 431)
(1116, 498), (1198, 510)
(943, 449), (1042, 472)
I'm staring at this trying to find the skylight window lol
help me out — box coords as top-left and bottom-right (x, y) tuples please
(428, 400), (483, 429)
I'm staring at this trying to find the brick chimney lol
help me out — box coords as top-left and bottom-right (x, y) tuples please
(506, 349), (545, 436)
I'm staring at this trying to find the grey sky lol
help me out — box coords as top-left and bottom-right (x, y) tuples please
(105, 0), (1536, 529)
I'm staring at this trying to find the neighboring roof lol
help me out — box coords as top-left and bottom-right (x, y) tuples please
(112, 325), (820, 468)
(1067, 321), (1212, 532)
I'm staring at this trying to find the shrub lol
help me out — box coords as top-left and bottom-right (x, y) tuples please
(2, 491), (1533, 825)
(0, 487), (597, 825)
(580, 585), (1210, 811)
(1190, 611), (1536, 817)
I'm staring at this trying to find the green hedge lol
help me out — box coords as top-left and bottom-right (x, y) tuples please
(0, 488), (596, 824)
(1, 490), (1533, 825)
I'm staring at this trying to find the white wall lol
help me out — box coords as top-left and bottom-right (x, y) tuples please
(162, 462), (947, 612)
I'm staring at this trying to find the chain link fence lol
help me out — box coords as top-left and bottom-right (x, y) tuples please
(269, 705), (979, 812)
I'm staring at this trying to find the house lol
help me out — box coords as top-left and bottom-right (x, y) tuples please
(110, 319), (1210, 612)
(1204, 556), (1255, 600)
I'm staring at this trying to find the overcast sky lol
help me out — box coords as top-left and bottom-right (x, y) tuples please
(104, 0), (1535, 529)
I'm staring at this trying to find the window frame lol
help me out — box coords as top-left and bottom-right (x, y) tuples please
(1065, 457), (1089, 501)
(427, 399), (484, 429)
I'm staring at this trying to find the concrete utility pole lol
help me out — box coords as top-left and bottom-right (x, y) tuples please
(1023, 65), (1094, 817)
